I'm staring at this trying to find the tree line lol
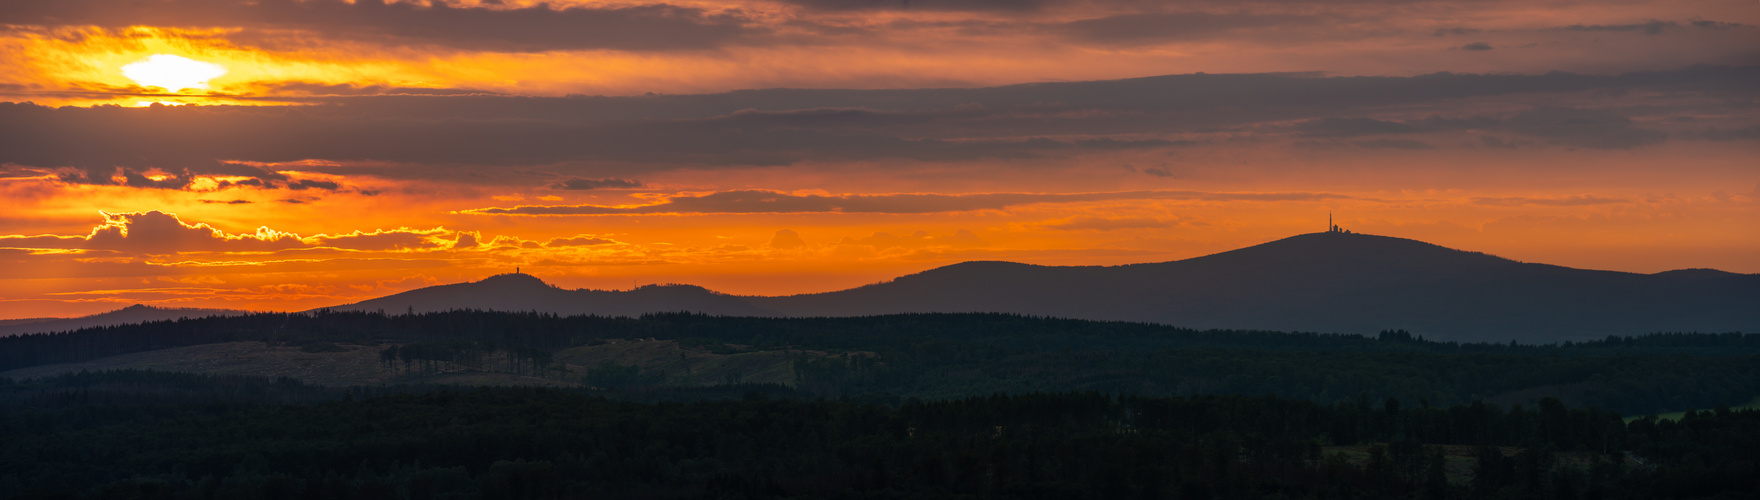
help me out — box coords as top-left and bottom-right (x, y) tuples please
(1, 311), (1755, 415)
(0, 371), (1755, 499)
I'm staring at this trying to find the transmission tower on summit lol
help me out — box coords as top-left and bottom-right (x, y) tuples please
(1328, 212), (1350, 234)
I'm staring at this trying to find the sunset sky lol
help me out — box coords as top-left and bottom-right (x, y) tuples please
(1, 0), (1756, 318)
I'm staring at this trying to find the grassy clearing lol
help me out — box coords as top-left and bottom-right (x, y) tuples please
(554, 338), (807, 386)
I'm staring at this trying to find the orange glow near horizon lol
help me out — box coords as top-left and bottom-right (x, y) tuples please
(0, 0), (1756, 319)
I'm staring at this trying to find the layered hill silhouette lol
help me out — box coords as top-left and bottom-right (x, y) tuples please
(0, 304), (247, 337)
(319, 232), (1759, 342)
(753, 232), (1759, 341)
(319, 273), (777, 317)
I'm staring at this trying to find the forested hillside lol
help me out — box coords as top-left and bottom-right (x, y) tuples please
(1, 372), (1755, 499)
(3, 311), (1755, 416)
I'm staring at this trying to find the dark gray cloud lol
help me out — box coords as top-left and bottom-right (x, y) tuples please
(1504, 107), (1666, 149)
(1140, 167), (1176, 178)
(1688, 20), (1752, 30)
(3, 2), (1749, 57)
(461, 189), (1358, 215)
(544, 236), (618, 247)
(1298, 117), (1418, 137)
(0, 101), (1175, 175)
(1294, 110), (1662, 150)
(1058, 12), (1316, 45)
(0, 0), (759, 52)
(0, 66), (1745, 184)
(261, 65), (1754, 124)
(1678, 126), (1759, 141)
(1353, 139), (1433, 149)
(1460, 42), (1492, 51)
(1477, 136), (1525, 149)
(550, 178), (645, 190)
(287, 179), (340, 191)
(776, 0), (1050, 12)
(780, 0), (1495, 15)
(1547, 19), (1752, 36)
(1406, 115), (1505, 131)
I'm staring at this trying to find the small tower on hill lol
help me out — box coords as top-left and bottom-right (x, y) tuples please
(1328, 212), (1350, 234)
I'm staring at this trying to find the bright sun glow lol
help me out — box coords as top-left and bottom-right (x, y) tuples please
(121, 54), (228, 92)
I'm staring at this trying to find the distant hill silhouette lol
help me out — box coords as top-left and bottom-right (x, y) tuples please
(318, 273), (778, 317)
(752, 232), (1759, 341)
(313, 233), (1758, 342)
(0, 304), (247, 337)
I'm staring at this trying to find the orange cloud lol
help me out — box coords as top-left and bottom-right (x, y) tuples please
(544, 235), (622, 247)
(0, 211), (477, 255)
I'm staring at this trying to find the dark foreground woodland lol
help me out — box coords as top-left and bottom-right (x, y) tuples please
(3, 311), (1758, 415)
(1, 312), (1756, 498)
(1, 372), (1757, 499)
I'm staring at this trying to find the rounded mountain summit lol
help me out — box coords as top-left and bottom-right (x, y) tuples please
(324, 232), (1759, 343)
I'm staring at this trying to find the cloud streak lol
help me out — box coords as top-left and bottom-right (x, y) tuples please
(460, 189), (1361, 215)
(0, 0), (762, 52)
(550, 178), (645, 190)
(777, 0), (1051, 12)
(1058, 12), (1318, 46)
(0, 66), (1744, 185)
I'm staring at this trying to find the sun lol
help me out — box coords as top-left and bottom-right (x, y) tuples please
(121, 54), (228, 92)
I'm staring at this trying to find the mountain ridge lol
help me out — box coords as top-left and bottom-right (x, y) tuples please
(319, 272), (777, 317)
(312, 231), (1758, 342)
(0, 304), (249, 338)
